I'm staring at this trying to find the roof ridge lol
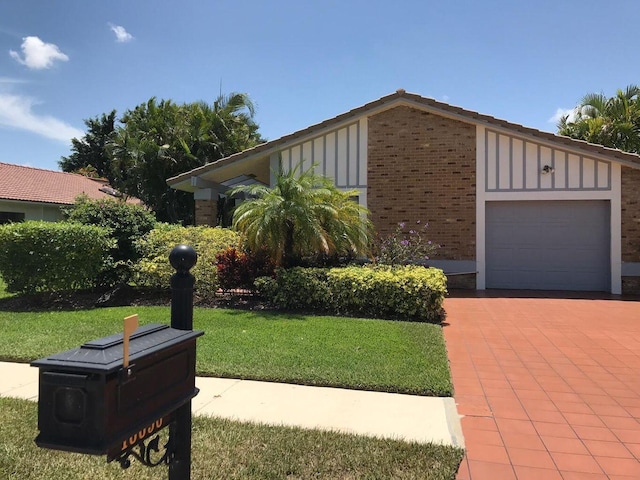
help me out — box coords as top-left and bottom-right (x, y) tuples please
(0, 162), (74, 175)
(0, 162), (112, 182)
(168, 90), (640, 186)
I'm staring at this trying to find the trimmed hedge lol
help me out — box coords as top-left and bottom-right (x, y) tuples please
(0, 221), (114, 293)
(255, 265), (447, 322)
(63, 196), (156, 285)
(133, 224), (240, 296)
(255, 268), (331, 310)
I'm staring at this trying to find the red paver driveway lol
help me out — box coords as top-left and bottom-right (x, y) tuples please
(444, 293), (640, 480)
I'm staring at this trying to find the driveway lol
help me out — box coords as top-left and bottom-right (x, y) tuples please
(443, 293), (640, 480)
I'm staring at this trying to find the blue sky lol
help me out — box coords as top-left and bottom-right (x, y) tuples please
(0, 0), (637, 172)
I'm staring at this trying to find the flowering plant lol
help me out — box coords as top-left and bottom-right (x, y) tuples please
(375, 221), (439, 265)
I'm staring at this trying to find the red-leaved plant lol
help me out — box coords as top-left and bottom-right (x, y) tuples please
(216, 247), (274, 291)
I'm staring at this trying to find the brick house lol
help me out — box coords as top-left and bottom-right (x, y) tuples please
(167, 90), (640, 294)
(0, 162), (138, 223)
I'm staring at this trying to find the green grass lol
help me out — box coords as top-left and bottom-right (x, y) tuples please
(0, 306), (453, 396)
(0, 397), (464, 480)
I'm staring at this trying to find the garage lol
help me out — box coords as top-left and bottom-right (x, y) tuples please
(485, 200), (610, 291)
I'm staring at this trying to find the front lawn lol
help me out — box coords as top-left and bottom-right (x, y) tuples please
(0, 306), (453, 396)
(0, 397), (464, 480)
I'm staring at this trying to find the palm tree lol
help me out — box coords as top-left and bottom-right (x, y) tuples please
(184, 93), (263, 161)
(108, 94), (263, 223)
(230, 161), (372, 267)
(558, 85), (640, 153)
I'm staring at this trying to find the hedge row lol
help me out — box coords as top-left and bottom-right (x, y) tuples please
(133, 224), (240, 296)
(0, 221), (240, 296)
(255, 265), (447, 322)
(0, 221), (114, 293)
(0, 220), (447, 322)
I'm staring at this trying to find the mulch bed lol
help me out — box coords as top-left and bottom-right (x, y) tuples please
(0, 285), (270, 312)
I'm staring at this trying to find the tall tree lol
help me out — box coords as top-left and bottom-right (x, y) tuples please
(61, 93), (263, 223)
(230, 161), (372, 268)
(558, 85), (640, 153)
(109, 98), (191, 223)
(59, 110), (117, 180)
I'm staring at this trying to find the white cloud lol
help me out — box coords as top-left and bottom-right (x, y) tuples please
(9, 36), (69, 70)
(0, 93), (83, 142)
(109, 23), (133, 43)
(549, 107), (578, 125)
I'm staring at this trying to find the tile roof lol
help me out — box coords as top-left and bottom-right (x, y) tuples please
(168, 89), (640, 186)
(0, 162), (137, 205)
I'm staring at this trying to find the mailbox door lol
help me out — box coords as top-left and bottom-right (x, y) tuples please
(36, 370), (107, 454)
(105, 340), (197, 446)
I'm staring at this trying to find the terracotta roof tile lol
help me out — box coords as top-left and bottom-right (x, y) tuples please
(0, 163), (137, 205)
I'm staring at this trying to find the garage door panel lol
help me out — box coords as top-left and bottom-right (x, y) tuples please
(570, 248), (609, 266)
(520, 248), (569, 267)
(488, 226), (541, 244)
(493, 247), (587, 270)
(486, 201), (610, 291)
(545, 227), (573, 244)
(489, 248), (515, 267)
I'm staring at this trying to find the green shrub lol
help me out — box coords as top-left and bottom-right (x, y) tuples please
(255, 267), (331, 310)
(63, 196), (156, 285)
(0, 221), (114, 293)
(328, 265), (447, 321)
(133, 224), (240, 296)
(253, 276), (278, 300)
(256, 265), (447, 322)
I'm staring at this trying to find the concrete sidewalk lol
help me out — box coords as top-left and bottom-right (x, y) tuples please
(0, 361), (463, 448)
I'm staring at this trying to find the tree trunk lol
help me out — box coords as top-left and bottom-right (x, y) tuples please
(283, 221), (296, 268)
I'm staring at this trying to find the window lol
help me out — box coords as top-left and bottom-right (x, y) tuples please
(0, 212), (25, 224)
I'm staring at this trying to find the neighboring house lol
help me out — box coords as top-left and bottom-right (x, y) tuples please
(167, 90), (640, 295)
(0, 162), (136, 223)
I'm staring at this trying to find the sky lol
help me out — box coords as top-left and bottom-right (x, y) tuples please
(0, 0), (637, 172)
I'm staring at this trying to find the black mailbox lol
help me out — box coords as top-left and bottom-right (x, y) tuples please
(31, 323), (203, 456)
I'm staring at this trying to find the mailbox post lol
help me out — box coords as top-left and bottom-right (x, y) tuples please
(31, 244), (202, 479)
(168, 244), (197, 480)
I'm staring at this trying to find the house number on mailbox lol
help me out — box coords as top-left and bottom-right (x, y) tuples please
(120, 416), (166, 452)
(107, 411), (176, 467)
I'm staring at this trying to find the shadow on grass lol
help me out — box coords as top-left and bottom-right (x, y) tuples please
(0, 286), (448, 325)
(219, 308), (310, 321)
(0, 289), (106, 312)
(0, 286), (174, 313)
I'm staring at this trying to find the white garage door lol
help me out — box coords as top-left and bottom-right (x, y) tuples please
(486, 201), (610, 291)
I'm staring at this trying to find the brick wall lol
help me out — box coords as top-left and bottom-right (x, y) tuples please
(195, 199), (217, 226)
(621, 166), (640, 295)
(621, 166), (640, 262)
(367, 105), (476, 260)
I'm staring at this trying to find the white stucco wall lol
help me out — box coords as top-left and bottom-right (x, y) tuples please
(0, 199), (64, 222)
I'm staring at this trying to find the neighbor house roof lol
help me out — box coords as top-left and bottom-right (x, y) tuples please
(0, 162), (137, 205)
(167, 89), (640, 187)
